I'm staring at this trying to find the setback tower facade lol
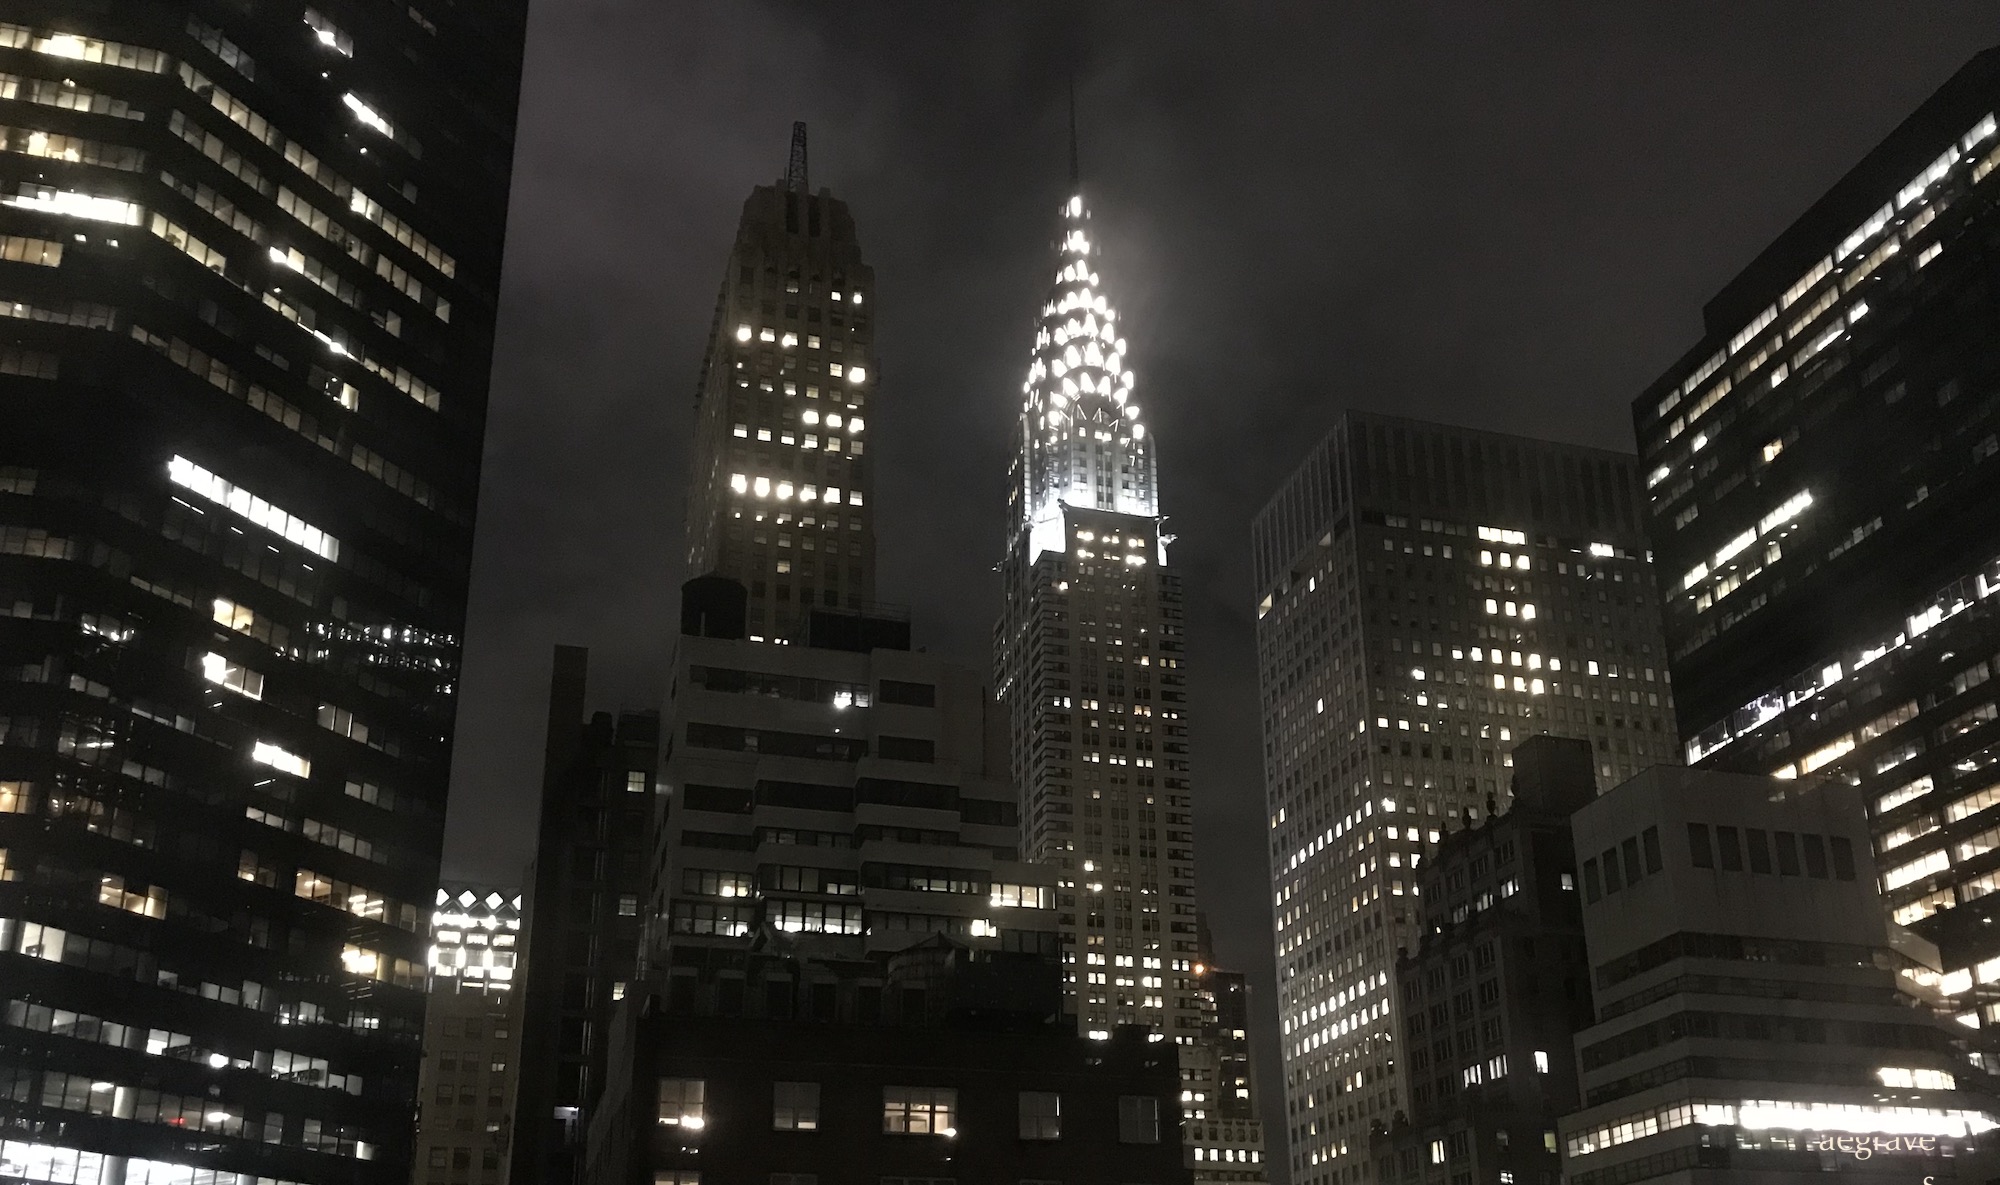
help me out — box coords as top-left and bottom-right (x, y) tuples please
(415, 884), (524, 1185)
(1251, 413), (1675, 1184)
(0, 4), (525, 1184)
(681, 125), (877, 642)
(995, 187), (1267, 1180)
(1634, 48), (2000, 1018)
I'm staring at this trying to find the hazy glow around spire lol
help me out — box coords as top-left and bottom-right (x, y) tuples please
(1017, 193), (1158, 561)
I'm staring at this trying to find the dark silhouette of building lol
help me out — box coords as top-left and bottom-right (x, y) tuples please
(1251, 414), (1675, 1182)
(0, 3), (525, 1182)
(681, 126), (878, 642)
(1372, 736), (1596, 1185)
(1192, 920), (1272, 1181)
(586, 937), (1191, 1185)
(512, 647), (659, 1185)
(1634, 48), (2000, 1009)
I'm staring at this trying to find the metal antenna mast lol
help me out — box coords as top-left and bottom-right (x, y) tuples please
(785, 121), (808, 193)
(1066, 77), (1080, 188)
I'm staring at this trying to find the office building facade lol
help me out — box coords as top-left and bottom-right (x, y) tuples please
(1373, 736), (1597, 1185)
(589, 941), (1191, 1185)
(1635, 48), (2000, 1014)
(512, 648), (660, 1185)
(994, 184), (1263, 1176)
(681, 127), (877, 642)
(645, 577), (1059, 991)
(1561, 765), (1999, 1184)
(1251, 413), (1675, 1183)
(0, 3), (525, 1183)
(416, 885), (524, 1185)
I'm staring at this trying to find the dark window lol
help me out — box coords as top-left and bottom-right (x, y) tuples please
(1118, 1095), (1161, 1143)
(1582, 858), (1602, 902)
(1688, 823), (1713, 868)
(1802, 833), (1829, 878)
(878, 736), (936, 763)
(684, 783), (753, 813)
(1831, 836), (1857, 881)
(1716, 826), (1743, 872)
(1019, 1090), (1061, 1140)
(1601, 848), (1622, 893)
(1642, 826), (1662, 874)
(1774, 831), (1801, 876)
(878, 679), (937, 707)
(1745, 828), (1772, 874)
(1621, 838), (1642, 884)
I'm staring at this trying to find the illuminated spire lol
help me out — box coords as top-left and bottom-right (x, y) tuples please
(1015, 189), (1157, 562)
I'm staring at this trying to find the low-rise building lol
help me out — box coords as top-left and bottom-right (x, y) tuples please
(1560, 765), (2000, 1184)
(588, 938), (1189, 1184)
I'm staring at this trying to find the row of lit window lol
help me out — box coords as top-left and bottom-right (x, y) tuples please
(656, 1078), (1161, 1144)
(728, 474), (863, 505)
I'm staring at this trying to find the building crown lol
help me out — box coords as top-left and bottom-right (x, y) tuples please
(1014, 191), (1159, 562)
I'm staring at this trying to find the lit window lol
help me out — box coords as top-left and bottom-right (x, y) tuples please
(657, 1078), (705, 1130)
(342, 92), (393, 137)
(302, 8), (354, 54)
(168, 455), (339, 559)
(252, 741), (310, 778)
(2, 185), (141, 225)
(201, 652), (264, 700)
(883, 1086), (956, 1135)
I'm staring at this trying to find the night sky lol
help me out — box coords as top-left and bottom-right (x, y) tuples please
(445, 5), (1996, 1172)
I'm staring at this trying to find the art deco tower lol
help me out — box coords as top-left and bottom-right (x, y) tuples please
(682, 126), (877, 641)
(997, 177), (1268, 1180)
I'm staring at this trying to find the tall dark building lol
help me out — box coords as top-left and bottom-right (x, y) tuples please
(513, 647), (660, 1185)
(682, 126), (877, 642)
(1634, 50), (2000, 1002)
(0, 4), (524, 1184)
(1373, 736), (1596, 1185)
(1251, 413), (1675, 1183)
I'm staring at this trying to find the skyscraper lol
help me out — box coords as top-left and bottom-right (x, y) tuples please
(0, 4), (525, 1183)
(1634, 48), (2000, 1017)
(511, 648), (659, 1185)
(415, 884), (524, 1185)
(995, 178), (1265, 1178)
(682, 125), (877, 642)
(1251, 413), (1675, 1184)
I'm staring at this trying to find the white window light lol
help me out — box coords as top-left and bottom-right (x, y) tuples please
(729, 473), (748, 493)
(342, 93), (393, 137)
(202, 653), (265, 700)
(735, 324), (751, 342)
(252, 741), (311, 778)
(168, 455), (339, 560)
(848, 366), (867, 383)
(3, 186), (141, 225)
(303, 8), (353, 55)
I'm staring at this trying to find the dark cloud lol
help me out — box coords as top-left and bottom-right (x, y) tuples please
(447, 5), (1995, 1175)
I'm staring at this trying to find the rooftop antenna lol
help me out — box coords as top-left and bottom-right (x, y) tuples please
(785, 121), (808, 193)
(1066, 76), (1080, 189)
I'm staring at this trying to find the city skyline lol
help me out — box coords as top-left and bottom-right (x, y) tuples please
(432, 7), (1997, 1181)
